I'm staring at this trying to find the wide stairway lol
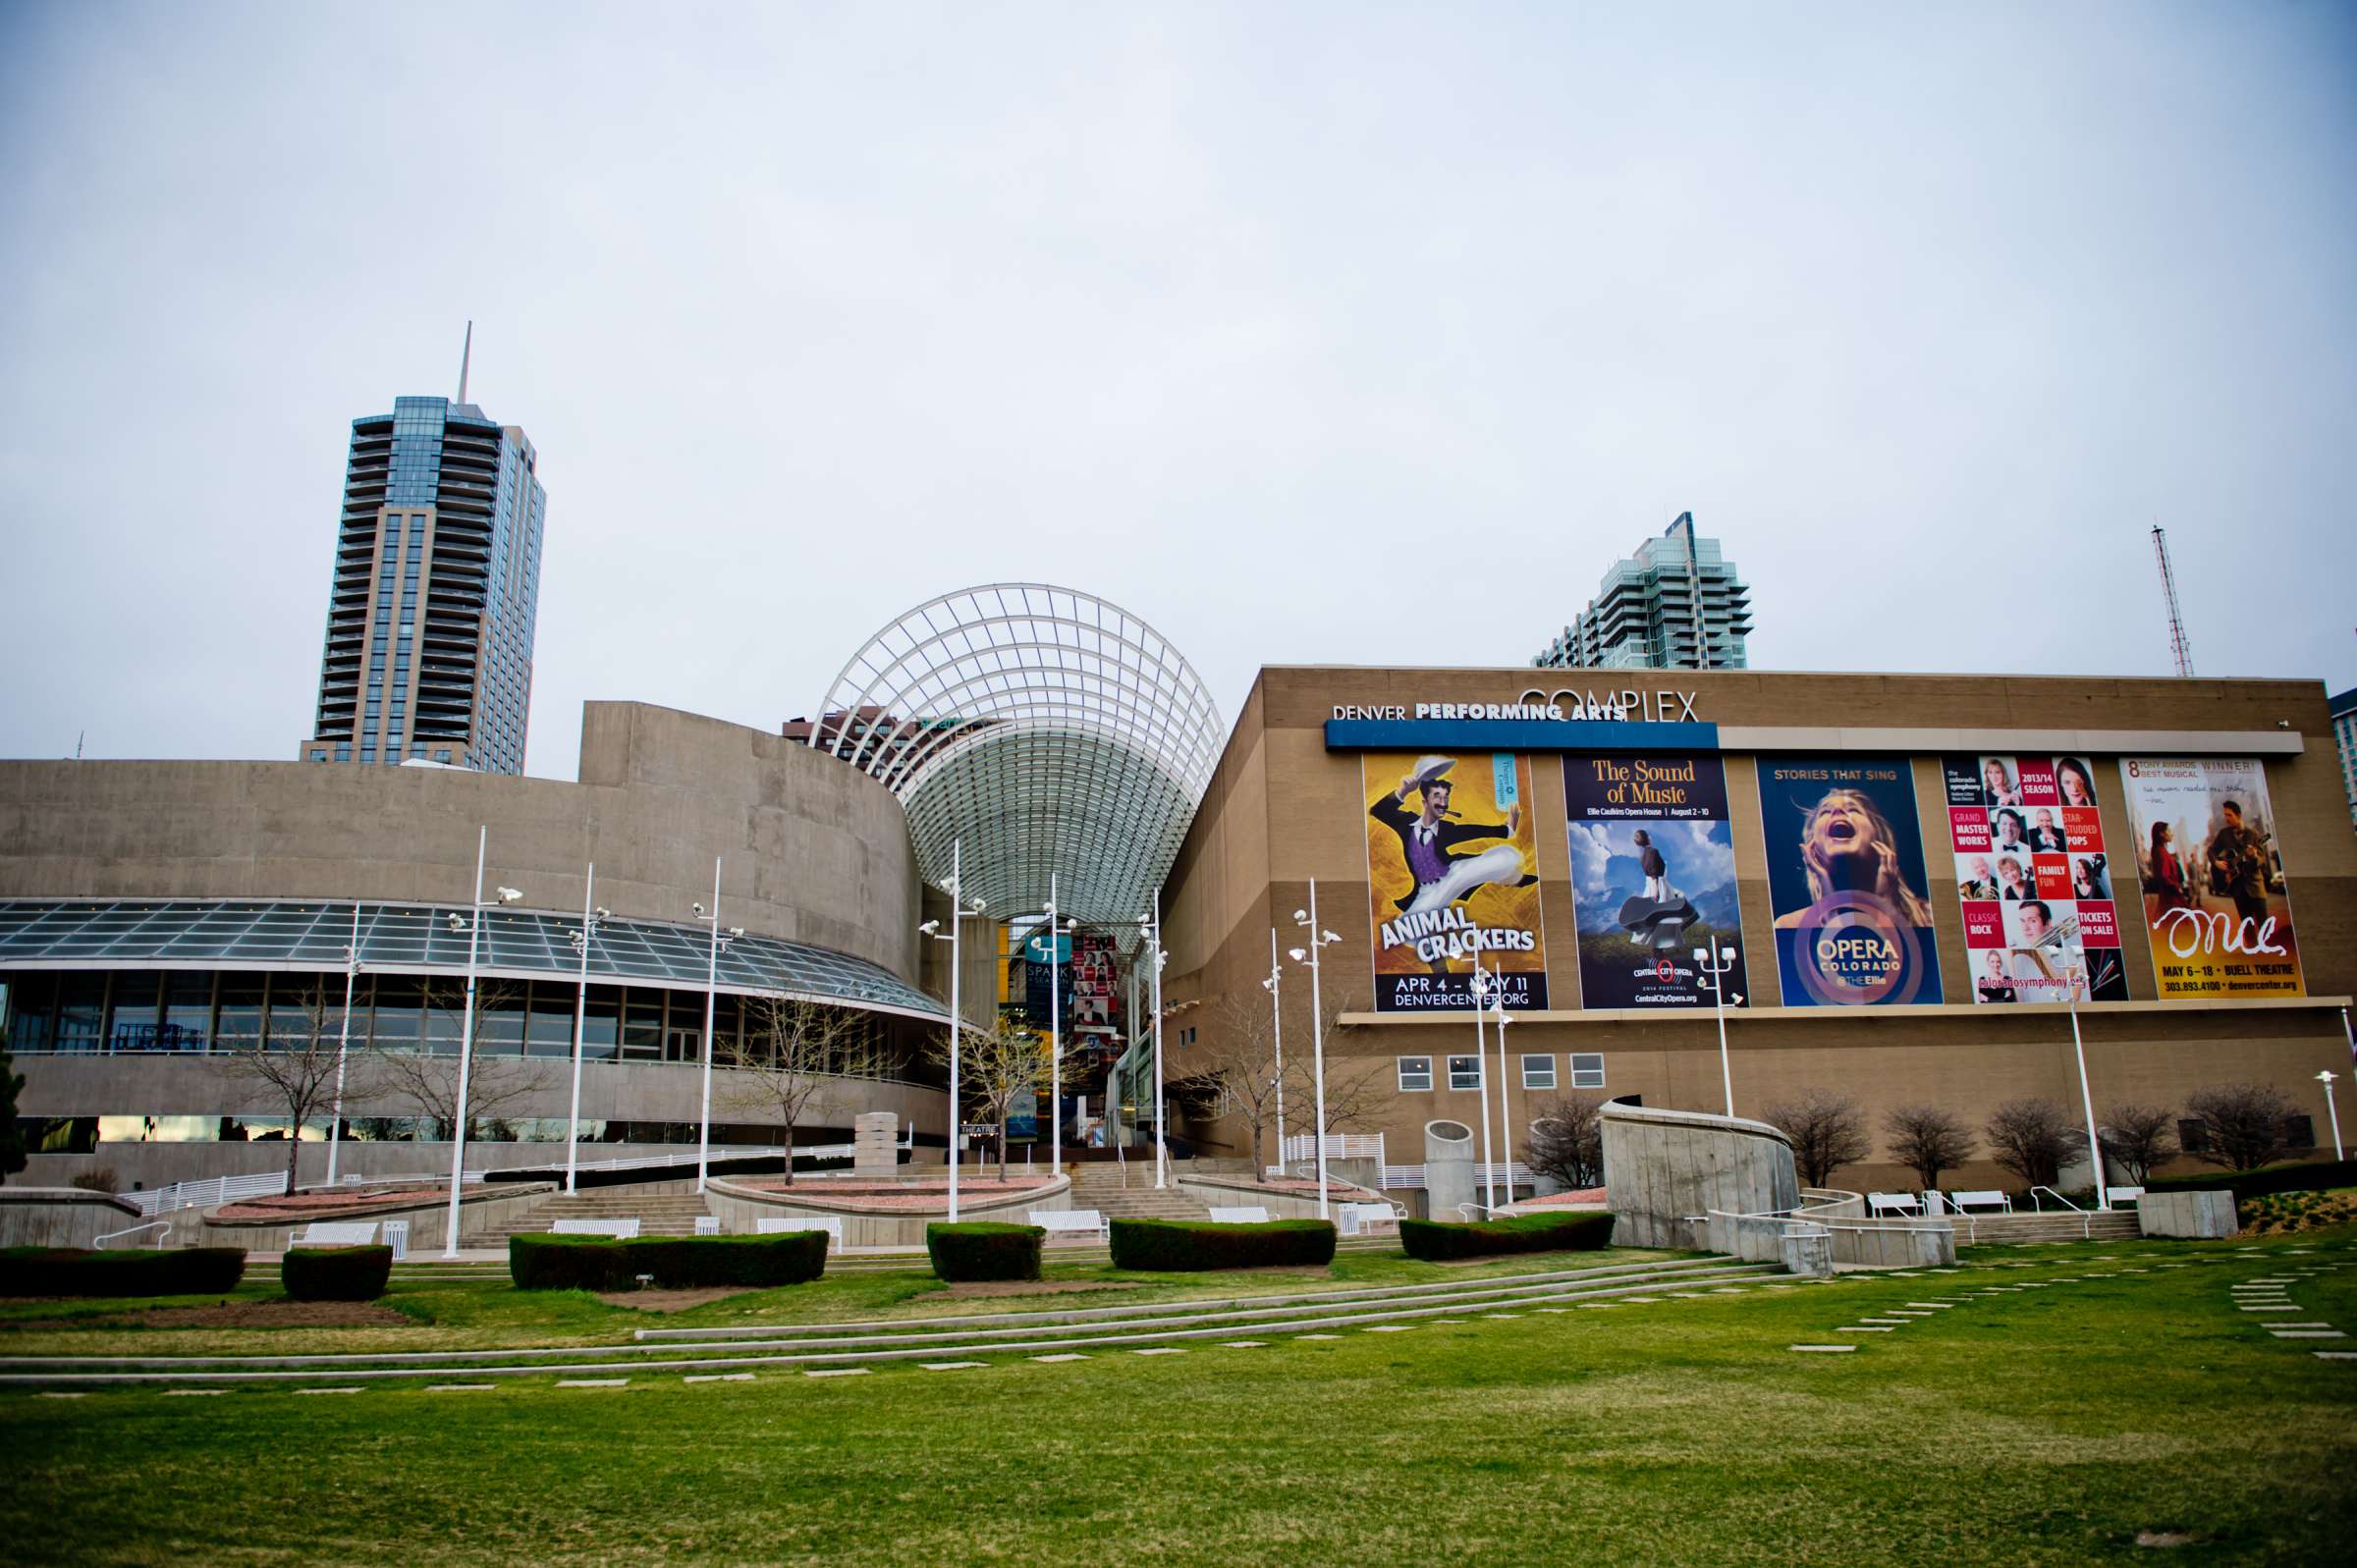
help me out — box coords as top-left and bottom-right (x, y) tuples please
(1951, 1208), (2142, 1245)
(1065, 1162), (1216, 1222)
(475, 1188), (711, 1244)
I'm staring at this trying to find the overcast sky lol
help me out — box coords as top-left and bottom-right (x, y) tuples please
(2, 2), (2351, 778)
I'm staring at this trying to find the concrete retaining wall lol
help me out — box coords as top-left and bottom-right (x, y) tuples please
(1600, 1101), (1800, 1251)
(0, 1187), (148, 1248)
(704, 1174), (1069, 1248)
(191, 1182), (560, 1254)
(2138, 1189), (2239, 1238)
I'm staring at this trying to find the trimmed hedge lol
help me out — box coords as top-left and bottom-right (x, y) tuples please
(926, 1222), (1043, 1282)
(1108, 1217), (1337, 1272)
(0, 1246), (247, 1298)
(507, 1231), (828, 1292)
(282, 1244), (392, 1302)
(1399, 1210), (1616, 1262)
(2147, 1158), (2357, 1201)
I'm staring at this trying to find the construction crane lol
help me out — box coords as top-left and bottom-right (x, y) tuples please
(2152, 525), (2194, 677)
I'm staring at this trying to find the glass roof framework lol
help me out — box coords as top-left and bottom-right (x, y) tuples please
(811, 585), (1222, 923)
(0, 900), (945, 1023)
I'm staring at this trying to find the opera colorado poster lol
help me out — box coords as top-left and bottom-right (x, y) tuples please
(1562, 754), (1748, 1009)
(1757, 758), (1945, 1006)
(2118, 757), (2305, 999)
(1361, 751), (1549, 1011)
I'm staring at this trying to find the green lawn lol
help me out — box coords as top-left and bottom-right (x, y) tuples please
(4, 1234), (2354, 1566)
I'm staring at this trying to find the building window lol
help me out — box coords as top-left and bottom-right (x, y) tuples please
(1447, 1054), (1482, 1090)
(1569, 1053), (1606, 1089)
(1520, 1054), (1556, 1090)
(2176, 1118), (2209, 1156)
(1397, 1055), (1433, 1092)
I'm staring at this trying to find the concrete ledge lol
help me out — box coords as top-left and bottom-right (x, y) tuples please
(0, 1187), (145, 1249)
(704, 1174), (1069, 1248)
(2139, 1189), (2239, 1238)
(194, 1182), (559, 1254)
(1600, 1102), (1799, 1251)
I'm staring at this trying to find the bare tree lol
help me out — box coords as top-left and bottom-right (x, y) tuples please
(927, 1016), (1043, 1179)
(1985, 1098), (2076, 1190)
(213, 973), (350, 1189)
(1183, 994), (1285, 1170)
(2098, 1102), (2178, 1185)
(1764, 1090), (1871, 1190)
(717, 996), (892, 1183)
(1525, 1092), (1606, 1190)
(2185, 1083), (2303, 1172)
(372, 977), (550, 1143)
(1883, 1105), (1976, 1192)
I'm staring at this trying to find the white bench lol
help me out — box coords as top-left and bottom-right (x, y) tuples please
(1206, 1206), (1272, 1224)
(551, 1217), (640, 1238)
(288, 1220), (378, 1250)
(2103, 1186), (2145, 1208)
(694, 1216), (720, 1237)
(1339, 1202), (1401, 1236)
(1948, 1190), (2013, 1215)
(1866, 1192), (1922, 1217)
(755, 1217), (844, 1245)
(1030, 1209), (1109, 1243)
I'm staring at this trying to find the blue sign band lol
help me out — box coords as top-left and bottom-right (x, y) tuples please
(1323, 719), (1720, 753)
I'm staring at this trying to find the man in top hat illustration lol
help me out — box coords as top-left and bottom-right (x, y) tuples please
(1370, 755), (1536, 919)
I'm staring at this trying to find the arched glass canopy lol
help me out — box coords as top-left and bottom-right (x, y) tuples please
(808, 584), (1223, 923)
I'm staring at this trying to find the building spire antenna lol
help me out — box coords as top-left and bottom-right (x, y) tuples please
(457, 319), (473, 405)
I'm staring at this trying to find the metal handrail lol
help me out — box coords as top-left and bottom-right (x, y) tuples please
(2026, 1186), (2094, 1239)
(94, 1218), (170, 1249)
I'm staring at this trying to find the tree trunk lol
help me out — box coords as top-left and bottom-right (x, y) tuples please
(997, 1114), (1008, 1180)
(780, 1118), (795, 1186)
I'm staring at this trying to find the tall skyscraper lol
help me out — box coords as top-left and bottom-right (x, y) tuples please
(300, 334), (546, 773)
(1534, 512), (1753, 671)
(2330, 684), (2356, 830)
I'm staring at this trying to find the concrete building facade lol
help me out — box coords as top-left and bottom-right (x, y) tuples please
(1151, 667), (2355, 1196)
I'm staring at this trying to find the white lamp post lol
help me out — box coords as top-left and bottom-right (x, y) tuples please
(1490, 980), (1514, 1206)
(325, 901), (362, 1186)
(1469, 954), (1496, 1215)
(1044, 874), (1073, 1175)
(2318, 1070), (2344, 1162)
(1287, 880), (1342, 1219)
(1137, 894), (1170, 1188)
(2063, 958), (2108, 1207)
(442, 828), (521, 1259)
(920, 838), (985, 1221)
(691, 857), (741, 1194)
(563, 866), (610, 1194)
(1692, 945), (1742, 1117)
(1261, 928), (1285, 1177)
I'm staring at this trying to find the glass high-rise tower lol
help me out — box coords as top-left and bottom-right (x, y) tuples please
(300, 371), (545, 774)
(1534, 512), (1752, 672)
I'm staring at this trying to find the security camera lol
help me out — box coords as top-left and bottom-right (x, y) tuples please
(594, 906), (611, 920)
(692, 902), (706, 917)
(728, 926), (744, 939)
(1291, 909), (1307, 922)
(496, 887), (522, 903)
(1288, 947), (1306, 961)
(918, 919), (940, 935)
(447, 914), (466, 932)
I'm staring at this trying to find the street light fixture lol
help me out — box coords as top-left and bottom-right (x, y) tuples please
(2319, 1070), (2344, 1161)
(1468, 955), (1498, 1215)
(1487, 972), (1515, 1208)
(690, 856), (740, 1195)
(1043, 874), (1076, 1175)
(1287, 880), (1343, 1219)
(325, 901), (363, 1186)
(920, 839), (985, 1220)
(563, 866), (609, 1194)
(1261, 928), (1285, 1176)
(442, 831), (521, 1259)
(2062, 958), (2108, 1208)
(1137, 896), (1171, 1188)
(1692, 945), (1742, 1117)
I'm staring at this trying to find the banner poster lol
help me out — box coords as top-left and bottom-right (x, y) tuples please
(1941, 754), (2129, 1003)
(1362, 750), (1549, 1011)
(2117, 757), (2305, 998)
(1756, 757), (1945, 1006)
(1562, 755), (1748, 1008)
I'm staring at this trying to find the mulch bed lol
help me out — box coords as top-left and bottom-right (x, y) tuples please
(0, 1300), (410, 1330)
(914, 1280), (1149, 1300)
(596, 1288), (751, 1313)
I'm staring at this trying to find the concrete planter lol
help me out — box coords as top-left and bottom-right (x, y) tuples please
(704, 1173), (1069, 1248)
(0, 1187), (148, 1249)
(194, 1181), (560, 1254)
(2137, 1189), (2238, 1239)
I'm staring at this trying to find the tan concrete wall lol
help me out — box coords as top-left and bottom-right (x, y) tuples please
(1163, 666), (2357, 1187)
(0, 700), (924, 982)
(0, 1188), (146, 1248)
